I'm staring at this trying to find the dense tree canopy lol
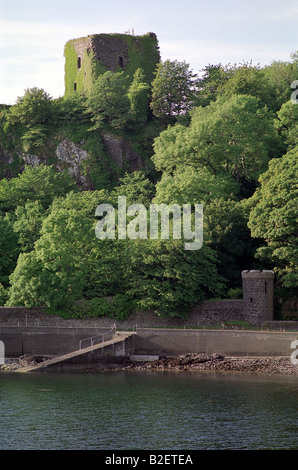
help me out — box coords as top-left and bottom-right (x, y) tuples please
(0, 52), (296, 320)
(4, 87), (54, 128)
(3, 87), (56, 152)
(0, 164), (77, 212)
(87, 71), (131, 130)
(152, 94), (280, 186)
(248, 150), (298, 288)
(150, 60), (198, 122)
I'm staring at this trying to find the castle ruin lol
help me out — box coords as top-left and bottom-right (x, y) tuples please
(64, 32), (160, 96)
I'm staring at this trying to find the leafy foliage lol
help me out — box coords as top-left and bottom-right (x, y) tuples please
(274, 100), (298, 149)
(153, 94), (280, 186)
(0, 164), (77, 212)
(248, 150), (298, 288)
(127, 68), (151, 127)
(124, 238), (225, 318)
(0, 49), (296, 318)
(3, 88), (55, 152)
(5, 88), (54, 127)
(220, 64), (274, 110)
(150, 60), (198, 122)
(0, 216), (20, 287)
(87, 71), (131, 130)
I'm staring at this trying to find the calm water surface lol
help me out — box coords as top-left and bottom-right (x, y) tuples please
(0, 370), (297, 450)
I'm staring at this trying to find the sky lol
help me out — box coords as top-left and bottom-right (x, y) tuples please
(0, 0), (298, 105)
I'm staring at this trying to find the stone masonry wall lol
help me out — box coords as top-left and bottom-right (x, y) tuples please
(0, 300), (244, 329)
(73, 35), (130, 73)
(0, 271), (277, 330)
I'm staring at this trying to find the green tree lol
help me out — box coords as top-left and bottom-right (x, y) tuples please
(196, 63), (236, 107)
(150, 60), (198, 122)
(127, 68), (151, 127)
(248, 150), (298, 288)
(152, 94), (280, 188)
(112, 171), (155, 207)
(8, 190), (126, 310)
(55, 93), (90, 125)
(204, 199), (259, 289)
(220, 63), (275, 110)
(3, 88), (55, 151)
(125, 238), (225, 318)
(5, 87), (54, 128)
(154, 167), (240, 206)
(8, 207), (96, 308)
(87, 71), (130, 130)
(263, 58), (298, 112)
(13, 200), (47, 252)
(0, 164), (77, 212)
(0, 216), (20, 287)
(8, 251), (45, 307)
(48, 190), (126, 304)
(274, 100), (298, 149)
(0, 283), (8, 305)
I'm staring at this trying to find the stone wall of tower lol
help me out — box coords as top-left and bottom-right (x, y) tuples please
(88, 35), (129, 72)
(242, 270), (275, 325)
(64, 32), (160, 96)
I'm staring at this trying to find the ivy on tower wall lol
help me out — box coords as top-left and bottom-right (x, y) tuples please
(64, 32), (160, 97)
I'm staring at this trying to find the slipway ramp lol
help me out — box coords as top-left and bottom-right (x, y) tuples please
(16, 328), (134, 373)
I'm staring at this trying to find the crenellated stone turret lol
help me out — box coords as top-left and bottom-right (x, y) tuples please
(242, 270), (274, 325)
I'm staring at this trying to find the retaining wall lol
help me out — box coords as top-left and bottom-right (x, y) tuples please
(0, 302), (245, 329)
(0, 325), (115, 357)
(1, 306), (297, 362)
(133, 328), (298, 358)
(1, 323), (297, 360)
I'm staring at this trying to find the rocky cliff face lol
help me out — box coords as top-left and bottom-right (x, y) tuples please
(55, 139), (89, 187)
(100, 131), (144, 171)
(0, 132), (144, 189)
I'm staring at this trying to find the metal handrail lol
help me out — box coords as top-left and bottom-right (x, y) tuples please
(79, 324), (116, 350)
(116, 325), (137, 334)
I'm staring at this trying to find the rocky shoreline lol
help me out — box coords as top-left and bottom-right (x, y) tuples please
(93, 353), (298, 376)
(2, 353), (298, 375)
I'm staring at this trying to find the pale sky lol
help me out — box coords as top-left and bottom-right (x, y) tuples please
(0, 0), (298, 105)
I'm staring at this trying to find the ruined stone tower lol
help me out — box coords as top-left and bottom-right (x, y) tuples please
(242, 270), (275, 325)
(64, 32), (160, 97)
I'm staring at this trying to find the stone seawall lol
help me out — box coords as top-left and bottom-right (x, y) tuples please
(0, 301), (245, 329)
(188, 300), (244, 326)
(0, 325), (115, 357)
(133, 328), (298, 357)
(1, 321), (297, 360)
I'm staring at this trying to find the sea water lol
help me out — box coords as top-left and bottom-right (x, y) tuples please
(0, 371), (297, 450)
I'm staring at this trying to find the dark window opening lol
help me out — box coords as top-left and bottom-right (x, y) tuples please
(250, 297), (253, 303)
(119, 56), (124, 68)
(77, 57), (81, 69)
(97, 57), (101, 61)
(74, 82), (77, 91)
